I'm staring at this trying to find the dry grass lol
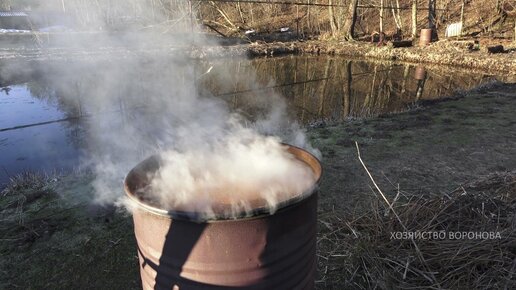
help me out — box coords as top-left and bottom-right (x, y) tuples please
(0, 172), (58, 241)
(0, 172), (139, 289)
(317, 167), (516, 289)
(1, 171), (51, 196)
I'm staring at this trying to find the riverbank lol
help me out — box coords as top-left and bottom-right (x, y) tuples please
(1, 33), (515, 74)
(1, 82), (515, 288)
(247, 39), (516, 74)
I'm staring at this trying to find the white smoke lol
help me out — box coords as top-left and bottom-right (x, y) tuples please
(26, 0), (321, 215)
(150, 132), (317, 218)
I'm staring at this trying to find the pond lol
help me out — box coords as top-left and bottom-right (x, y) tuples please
(0, 54), (509, 186)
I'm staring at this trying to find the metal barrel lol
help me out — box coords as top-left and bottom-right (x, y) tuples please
(419, 28), (433, 47)
(125, 145), (322, 290)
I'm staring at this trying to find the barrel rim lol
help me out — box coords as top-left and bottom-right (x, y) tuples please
(124, 143), (322, 223)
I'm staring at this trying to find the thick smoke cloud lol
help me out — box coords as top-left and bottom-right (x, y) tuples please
(28, 0), (320, 214)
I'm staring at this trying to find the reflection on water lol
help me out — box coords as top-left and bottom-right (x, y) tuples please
(204, 56), (503, 123)
(0, 55), (507, 184)
(0, 85), (66, 128)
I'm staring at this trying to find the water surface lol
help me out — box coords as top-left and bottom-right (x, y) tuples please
(0, 55), (509, 185)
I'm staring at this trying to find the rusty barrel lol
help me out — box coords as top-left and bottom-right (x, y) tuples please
(419, 28), (433, 46)
(124, 145), (322, 290)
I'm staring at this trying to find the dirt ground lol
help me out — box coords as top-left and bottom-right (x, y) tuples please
(1, 82), (516, 289)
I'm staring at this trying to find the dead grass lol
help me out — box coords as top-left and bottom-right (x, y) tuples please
(0, 171), (139, 289)
(1, 171), (51, 196)
(316, 170), (516, 289)
(0, 172), (59, 249)
(2, 159), (515, 288)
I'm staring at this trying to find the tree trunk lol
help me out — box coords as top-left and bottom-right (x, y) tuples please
(395, 0), (402, 30)
(460, 0), (465, 36)
(342, 61), (352, 118)
(342, 0), (359, 40)
(391, 0), (401, 31)
(412, 0), (417, 38)
(307, 0), (311, 35)
(250, 3), (254, 25)
(329, 0), (338, 36)
(390, 0), (402, 32)
(237, 1), (245, 24)
(301, 58), (309, 122)
(428, 0), (436, 29)
(318, 59), (333, 116)
(380, 0), (384, 33)
(364, 65), (378, 114)
(401, 64), (409, 94)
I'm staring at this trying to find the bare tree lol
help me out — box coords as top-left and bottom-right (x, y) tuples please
(209, 1), (238, 31)
(236, 0), (245, 24)
(307, 0), (311, 34)
(412, 0), (418, 38)
(342, 0), (359, 40)
(328, 0), (338, 36)
(428, 0), (436, 29)
(379, 0), (384, 33)
(460, 0), (465, 24)
(390, 0), (402, 33)
(460, 0), (465, 35)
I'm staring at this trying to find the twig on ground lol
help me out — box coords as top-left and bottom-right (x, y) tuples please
(355, 141), (441, 287)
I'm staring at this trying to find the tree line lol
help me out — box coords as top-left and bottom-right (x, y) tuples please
(0, 0), (513, 40)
